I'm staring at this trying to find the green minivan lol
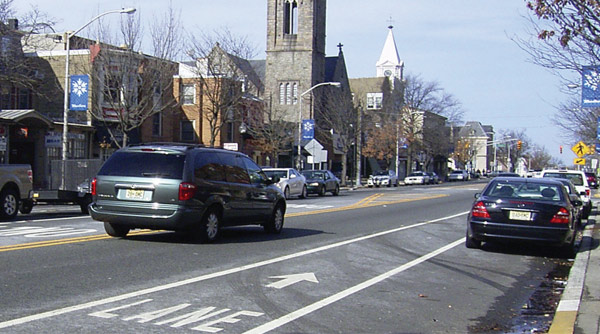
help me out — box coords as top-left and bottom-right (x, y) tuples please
(89, 143), (286, 242)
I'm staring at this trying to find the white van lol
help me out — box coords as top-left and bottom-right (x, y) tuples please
(541, 169), (592, 218)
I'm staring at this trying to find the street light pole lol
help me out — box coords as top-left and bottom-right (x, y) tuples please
(61, 7), (136, 190)
(296, 81), (341, 170)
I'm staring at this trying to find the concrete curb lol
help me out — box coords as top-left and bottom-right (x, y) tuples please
(548, 220), (595, 334)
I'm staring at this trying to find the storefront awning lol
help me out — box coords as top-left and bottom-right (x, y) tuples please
(0, 109), (54, 128)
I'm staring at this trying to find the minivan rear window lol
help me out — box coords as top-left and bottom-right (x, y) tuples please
(97, 152), (185, 179)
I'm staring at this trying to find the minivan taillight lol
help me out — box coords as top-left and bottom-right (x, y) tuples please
(471, 201), (490, 218)
(91, 177), (97, 196)
(27, 169), (33, 183)
(179, 182), (197, 201)
(586, 189), (591, 197)
(550, 207), (570, 224)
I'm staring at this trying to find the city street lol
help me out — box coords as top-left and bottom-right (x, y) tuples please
(0, 181), (573, 333)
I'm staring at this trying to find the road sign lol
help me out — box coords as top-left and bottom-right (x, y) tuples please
(574, 158), (586, 165)
(572, 141), (590, 157)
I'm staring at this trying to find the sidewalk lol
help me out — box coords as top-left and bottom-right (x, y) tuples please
(549, 208), (600, 334)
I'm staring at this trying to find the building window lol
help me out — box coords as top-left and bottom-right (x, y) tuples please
(180, 120), (195, 141)
(278, 81), (298, 105)
(105, 77), (121, 104)
(366, 92), (383, 110)
(182, 84), (195, 105)
(152, 113), (162, 137)
(284, 0), (298, 35)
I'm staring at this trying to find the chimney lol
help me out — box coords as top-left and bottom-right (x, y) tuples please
(7, 18), (18, 30)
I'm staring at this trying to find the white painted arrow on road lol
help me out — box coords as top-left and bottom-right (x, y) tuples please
(266, 273), (319, 289)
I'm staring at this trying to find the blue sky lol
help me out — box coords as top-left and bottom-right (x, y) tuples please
(15, 0), (579, 162)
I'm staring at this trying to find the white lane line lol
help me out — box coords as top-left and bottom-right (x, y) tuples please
(0, 211), (469, 329)
(243, 238), (465, 334)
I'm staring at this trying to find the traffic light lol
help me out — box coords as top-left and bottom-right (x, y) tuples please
(517, 140), (522, 150)
(560, 145), (563, 154)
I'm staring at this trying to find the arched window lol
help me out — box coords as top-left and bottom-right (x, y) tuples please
(284, 0), (298, 35)
(279, 83), (285, 105)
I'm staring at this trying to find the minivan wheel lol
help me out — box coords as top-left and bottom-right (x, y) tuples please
(198, 208), (220, 243)
(104, 222), (130, 237)
(264, 205), (284, 234)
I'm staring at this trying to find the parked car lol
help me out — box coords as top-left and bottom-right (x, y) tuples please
(585, 171), (598, 189)
(263, 168), (307, 199)
(403, 171), (430, 185)
(368, 170), (399, 187)
(448, 170), (469, 181)
(551, 178), (585, 227)
(466, 177), (580, 257)
(541, 169), (592, 219)
(300, 170), (340, 196)
(89, 143), (286, 242)
(427, 172), (440, 184)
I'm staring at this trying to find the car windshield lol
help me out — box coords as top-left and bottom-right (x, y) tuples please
(542, 172), (584, 186)
(409, 172), (423, 176)
(97, 152), (185, 179)
(302, 171), (324, 179)
(264, 170), (288, 179)
(375, 171), (389, 176)
(484, 180), (563, 201)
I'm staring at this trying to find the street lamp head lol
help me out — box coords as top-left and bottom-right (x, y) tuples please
(329, 82), (341, 87)
(120, 8), (136, 14)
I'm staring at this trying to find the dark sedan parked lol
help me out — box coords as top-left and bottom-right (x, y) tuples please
(466, 177), (580, 257)
(301, 170), (340, 196)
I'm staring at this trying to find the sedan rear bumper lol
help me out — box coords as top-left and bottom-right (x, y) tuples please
(468, 220), (573, 245)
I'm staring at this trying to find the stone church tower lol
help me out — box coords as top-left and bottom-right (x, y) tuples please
(264, 0), (327, 122)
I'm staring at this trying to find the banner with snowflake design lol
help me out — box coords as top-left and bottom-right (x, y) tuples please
(582, 66), (600, 108)
(302, 119), (315, 140)
(69, 75), (89, 111)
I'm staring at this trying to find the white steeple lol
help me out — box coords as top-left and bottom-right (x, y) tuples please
(376, 25), (404, 81)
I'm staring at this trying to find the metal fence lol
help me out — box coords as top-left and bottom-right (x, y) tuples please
(50, 159), (104, 191)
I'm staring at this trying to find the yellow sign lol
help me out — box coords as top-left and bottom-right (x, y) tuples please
(574, 158), (586, 165)
(572, 141), (590, 157)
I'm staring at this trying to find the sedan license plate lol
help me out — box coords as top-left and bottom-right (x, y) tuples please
(509, 210), (532, 221)
(125, 189), (145, 200)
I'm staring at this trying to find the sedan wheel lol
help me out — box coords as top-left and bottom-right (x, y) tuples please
(318, 186), (326, 196)
(300, 185), (307, 199)
(284, 187), (290, 200)
(332, 185), (340, 196)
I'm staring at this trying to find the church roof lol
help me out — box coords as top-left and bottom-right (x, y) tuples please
(376, 27), (402, 67)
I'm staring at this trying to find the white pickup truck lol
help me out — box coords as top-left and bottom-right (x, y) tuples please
(0, 164), (33, 219)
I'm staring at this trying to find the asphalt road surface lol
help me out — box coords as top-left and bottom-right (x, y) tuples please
(0, 182), (571, 333)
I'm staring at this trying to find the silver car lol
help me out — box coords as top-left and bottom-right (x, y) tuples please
(263, 168), (307, 199)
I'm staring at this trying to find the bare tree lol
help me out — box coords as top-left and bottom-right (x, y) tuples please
(185, 27), (258, 147)
(526, 0), (600, 48)
(246, 98), (295, 167)
(315, 85), (355, 185)
(84, 8), (181, 147)
(0, 2), (58, 111)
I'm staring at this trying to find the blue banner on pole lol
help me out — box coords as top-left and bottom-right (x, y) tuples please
(582, 66), (600, 108)
(302, 119), (315, 140)
(69, 75), (89, 111)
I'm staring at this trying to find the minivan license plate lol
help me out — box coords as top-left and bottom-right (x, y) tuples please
(126, 189), (145, 200)
(509, 211), (531, 221)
